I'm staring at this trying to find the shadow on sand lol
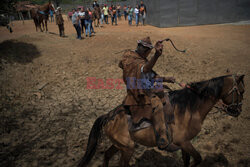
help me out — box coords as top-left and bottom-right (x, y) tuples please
(131, 150), (230, 167)
(132, 149), (182, 167)
(0, 39), (41, 67)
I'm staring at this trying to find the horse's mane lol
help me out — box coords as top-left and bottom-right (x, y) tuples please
(39, 2), (51, 11)
(168, 75), (230, 114)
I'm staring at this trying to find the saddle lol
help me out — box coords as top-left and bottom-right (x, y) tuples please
(125, 93), (174, 125)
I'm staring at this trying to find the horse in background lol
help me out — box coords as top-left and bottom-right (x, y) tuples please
(92, 6), (101, 27)
(77, 74), (245, 167)
(30, 1), (55, 32)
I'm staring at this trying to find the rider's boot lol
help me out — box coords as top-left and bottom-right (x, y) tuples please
(151, 95), (169, 150)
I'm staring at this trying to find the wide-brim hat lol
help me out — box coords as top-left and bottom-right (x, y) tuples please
(137, 37), (154, 49)
(57, 7), (62, 10)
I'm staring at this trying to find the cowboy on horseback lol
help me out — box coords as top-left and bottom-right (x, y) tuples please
(119, 37), (177, 150)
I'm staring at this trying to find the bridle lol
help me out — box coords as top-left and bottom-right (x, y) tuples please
(219, 75), (244, 116)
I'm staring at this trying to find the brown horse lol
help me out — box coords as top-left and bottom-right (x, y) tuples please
(78, 74), (245, 167)
(92, 6), (101, 27)
(30, 1), (55, 32)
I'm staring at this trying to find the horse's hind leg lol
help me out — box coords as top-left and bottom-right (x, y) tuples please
(39, 23), (43, 32)
(180, 141), (201, 167)
(119, 147), (134, 167)
(103, 145), (118, 167)
(39, 20), (43, 32)
(182, 149), (190, 167)
(33, 19), (37, 31)
(42, 21), (45, 31)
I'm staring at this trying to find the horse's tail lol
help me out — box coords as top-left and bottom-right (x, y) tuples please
(77, 114), (108, 167)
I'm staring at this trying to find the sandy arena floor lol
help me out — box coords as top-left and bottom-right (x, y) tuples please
(0, 17), (250, 167)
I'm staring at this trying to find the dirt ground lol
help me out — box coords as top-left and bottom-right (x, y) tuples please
(0, 17), (250, 167)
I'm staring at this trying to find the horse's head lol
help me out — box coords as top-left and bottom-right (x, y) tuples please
(221, 74), (245, 117)
(48, 1), (55, 12)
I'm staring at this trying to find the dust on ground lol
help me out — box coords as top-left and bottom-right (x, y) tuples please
(0, 17), (250, 167)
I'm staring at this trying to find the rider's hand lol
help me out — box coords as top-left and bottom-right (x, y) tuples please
(155, 41), (163, 57)
(179, 82), (186, 88)
(166, 77), (175, 83)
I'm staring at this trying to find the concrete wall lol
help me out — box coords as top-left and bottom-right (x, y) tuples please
(60, 0), (138, 12)
(144, 0), (250, 28)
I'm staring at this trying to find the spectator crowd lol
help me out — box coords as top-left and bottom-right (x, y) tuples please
(54, 1), (147, 39)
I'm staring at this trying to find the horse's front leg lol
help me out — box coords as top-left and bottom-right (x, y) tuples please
(41, 20), (44, 32)
(45, 20), (48, 32)
(180, 141), (201, 167)
(39, 22), (43, 32)
(182, 149), (190, 167)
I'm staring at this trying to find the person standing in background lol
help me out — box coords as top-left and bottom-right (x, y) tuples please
(100, 4), (104, 25)
(72, 8), (82, 40)
(140, 1), (147, 26)
(89, 9), (95, 34)
(117, 4), (121, 21)
(68, 11), (72, 20)
(123, 5), (128, 20)
(55, 7), (65, 37)
(84, 8), (91, 37)
(128, 6), (133, 26)
(111, 5), (117, 26)
(134, 5), (140, 26)
(93, 0), (99, 8)
(78, 8), (86, 35)
(49, 9), (54, 22)
(103, 4), (109, 24)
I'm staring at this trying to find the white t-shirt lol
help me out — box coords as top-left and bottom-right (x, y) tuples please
(134, 8), (139, 14)
(78, 11), (85, 17)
